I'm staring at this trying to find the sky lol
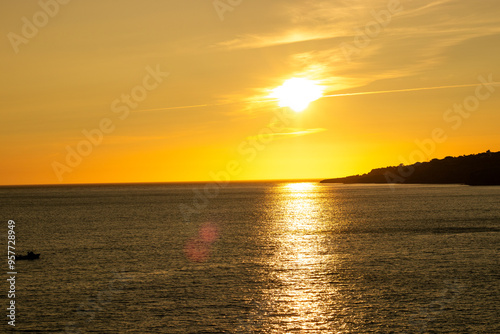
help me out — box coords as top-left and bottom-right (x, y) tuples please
(1, 0), (500, 185)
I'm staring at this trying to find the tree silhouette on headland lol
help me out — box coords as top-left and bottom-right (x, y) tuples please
(321, 150), (500, 186)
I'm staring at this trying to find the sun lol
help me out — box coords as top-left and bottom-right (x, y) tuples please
(270, 78), (324, 112)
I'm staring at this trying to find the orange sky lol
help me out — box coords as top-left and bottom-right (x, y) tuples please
(1, 0), (500, 185)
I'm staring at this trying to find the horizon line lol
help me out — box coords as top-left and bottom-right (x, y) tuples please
(4, 149), (497, 188)
(0, 178), (324, 188)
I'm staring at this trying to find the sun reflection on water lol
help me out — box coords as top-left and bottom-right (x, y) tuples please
(262, 182), (338, 331)
(284, 182), (316, 193)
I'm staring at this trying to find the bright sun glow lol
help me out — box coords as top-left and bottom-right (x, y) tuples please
(284, 182), (316, 192)
(270, 78), (324, 112)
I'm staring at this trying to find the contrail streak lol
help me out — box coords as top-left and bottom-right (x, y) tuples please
(323, 82), (500, 98)
(133, 82), (500, 113)
(136, 103), (213, 112)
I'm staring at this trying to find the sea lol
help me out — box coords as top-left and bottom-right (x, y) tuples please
(1, 182), (499, 333)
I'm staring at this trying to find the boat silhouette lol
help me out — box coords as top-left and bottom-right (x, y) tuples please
(15, 251), (40, 260)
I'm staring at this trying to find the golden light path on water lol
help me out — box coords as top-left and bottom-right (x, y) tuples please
(264, 182), (338, 331)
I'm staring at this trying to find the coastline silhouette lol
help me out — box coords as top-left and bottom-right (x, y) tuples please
(321, 150), (500, 185)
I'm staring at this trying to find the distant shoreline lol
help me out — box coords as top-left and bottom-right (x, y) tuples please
(321, 150), (500, 186)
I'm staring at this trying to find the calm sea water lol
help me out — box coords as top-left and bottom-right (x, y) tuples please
(1, 183), (499, 333)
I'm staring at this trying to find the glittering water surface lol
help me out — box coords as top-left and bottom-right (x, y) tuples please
(1, 183), (499, 333)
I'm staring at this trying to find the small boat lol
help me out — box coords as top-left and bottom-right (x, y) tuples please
(15, 251), (40, 260)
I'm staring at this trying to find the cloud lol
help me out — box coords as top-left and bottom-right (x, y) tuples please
(213, 0), (500, 95)
(246, 127), (327, 142)
(132, 0), (500, 118)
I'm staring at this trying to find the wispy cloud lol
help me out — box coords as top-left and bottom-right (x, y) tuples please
(213, 0), (500, 95)
(246, 127), (327, 141)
